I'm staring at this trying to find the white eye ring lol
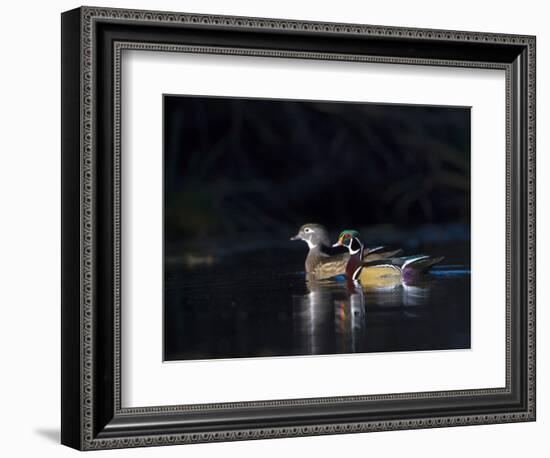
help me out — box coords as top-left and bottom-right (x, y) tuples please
(304, 228), (312, 233)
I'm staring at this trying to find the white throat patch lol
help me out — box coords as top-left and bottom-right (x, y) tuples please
(349, 239), (363, 255)
(305, 239), (318, 249)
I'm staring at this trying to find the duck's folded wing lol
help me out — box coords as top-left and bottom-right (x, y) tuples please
(364, 246), (385, 254)
(363, 248), (403, 261)
(398, 255), (445, 273)
(359, 259), (394, 268)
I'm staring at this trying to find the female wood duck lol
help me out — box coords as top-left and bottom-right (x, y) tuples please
(290, 224), (402, 280)
(333, 229), (444, 288)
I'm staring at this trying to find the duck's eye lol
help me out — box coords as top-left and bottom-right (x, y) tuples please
(304, 228), (312, 233)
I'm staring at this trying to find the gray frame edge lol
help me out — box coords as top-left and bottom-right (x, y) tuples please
(61, 7), (84, 451)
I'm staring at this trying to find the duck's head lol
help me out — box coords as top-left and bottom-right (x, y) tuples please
(290, 224), (331, 249)
(333, 230), (363, 254)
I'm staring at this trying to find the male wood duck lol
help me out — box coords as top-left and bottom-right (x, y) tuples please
(290, 224), (402, 280)
(333, 230), (444, 288)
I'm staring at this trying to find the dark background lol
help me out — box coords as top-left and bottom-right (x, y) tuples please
(164, 95), (470, 243)
(163, 95), (471, 361)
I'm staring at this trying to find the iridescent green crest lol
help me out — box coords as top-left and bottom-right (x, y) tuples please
(338, 229), (360, 239)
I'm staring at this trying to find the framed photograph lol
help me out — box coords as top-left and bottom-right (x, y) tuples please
(61, 6), (536, 450)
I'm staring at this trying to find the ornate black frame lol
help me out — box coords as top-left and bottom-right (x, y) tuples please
(61, 6), (536, 450)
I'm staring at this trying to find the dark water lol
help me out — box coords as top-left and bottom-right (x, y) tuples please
(164, 241), (470, 361)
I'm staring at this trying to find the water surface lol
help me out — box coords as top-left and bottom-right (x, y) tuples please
(164, 241), (470, 361)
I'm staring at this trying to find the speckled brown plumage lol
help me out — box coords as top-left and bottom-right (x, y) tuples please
(306, 250), (349, 279)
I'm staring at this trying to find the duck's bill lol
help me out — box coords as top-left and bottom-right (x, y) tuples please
(332, 240), (343, 247)
(290, 234), (302, 241)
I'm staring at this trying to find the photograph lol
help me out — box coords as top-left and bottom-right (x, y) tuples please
(163, 95), (471, 361)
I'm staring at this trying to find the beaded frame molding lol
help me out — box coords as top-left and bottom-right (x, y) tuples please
(61, 6), (536, 451)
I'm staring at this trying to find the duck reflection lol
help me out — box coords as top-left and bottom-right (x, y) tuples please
(292, 277), (433, 355)
(334, 283), (367, 353)
(291, 279), (339, 355)
(402, 282), (431, 306)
